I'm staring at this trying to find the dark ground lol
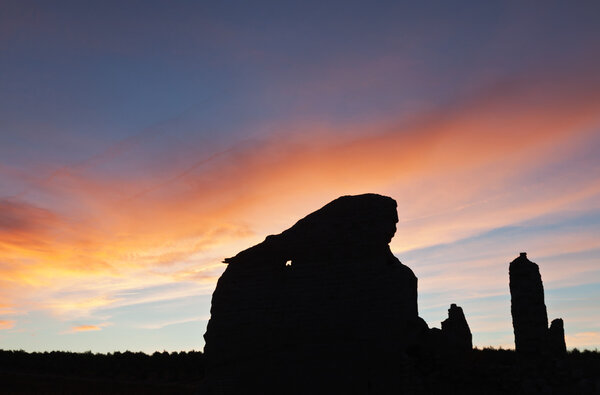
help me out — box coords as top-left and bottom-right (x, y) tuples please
(0, 350), (204, 394)
(408, 348), (600, 394)
(0, 348), (598, 394)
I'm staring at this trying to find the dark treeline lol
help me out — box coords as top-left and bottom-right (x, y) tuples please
(410, 347), (600, 394)
(0, 349), (205, 394)
(1, 348), (599, 393)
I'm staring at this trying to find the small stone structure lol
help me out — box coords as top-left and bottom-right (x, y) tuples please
(509, 252), (566, 356)
(441, 303), (472, 353)
(548, 318), (567, 356)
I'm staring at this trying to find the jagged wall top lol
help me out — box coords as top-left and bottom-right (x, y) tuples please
(204, 193), (425, 393)
(223, 193), (398, 265)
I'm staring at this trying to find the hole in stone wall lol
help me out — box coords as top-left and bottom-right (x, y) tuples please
(285, 260), (292, 267)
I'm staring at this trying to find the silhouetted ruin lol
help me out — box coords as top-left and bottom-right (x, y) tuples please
(441, 303), (473, 353)
(509, 252), (567, 356)
(203, 194), (431, 394)
(427, 303), (473, 356)
(201, 195), (574, 394)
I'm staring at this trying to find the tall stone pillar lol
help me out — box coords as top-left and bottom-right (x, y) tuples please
(509, 252), (548, 354)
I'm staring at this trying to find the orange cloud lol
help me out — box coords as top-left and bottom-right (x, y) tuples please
(68, 322), (113, 333)
(1, 69), (599, 324)
(71, 324), (102, 332)
(0, 320), (16, 330)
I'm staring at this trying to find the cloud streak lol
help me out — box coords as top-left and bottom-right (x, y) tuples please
(0, 320), (15, 330)
(71, 325), (102, 332)
(68, 322), (112, 333)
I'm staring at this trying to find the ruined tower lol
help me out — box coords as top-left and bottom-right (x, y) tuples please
(509, 252), (548, 354)
(509, 252), (566, 355)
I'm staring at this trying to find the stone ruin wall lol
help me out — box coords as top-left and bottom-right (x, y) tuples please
(202, 194), (430, 393)
(204, 195), (426, 367)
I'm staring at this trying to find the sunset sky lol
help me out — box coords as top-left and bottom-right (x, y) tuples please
(1, 1), (599, 353)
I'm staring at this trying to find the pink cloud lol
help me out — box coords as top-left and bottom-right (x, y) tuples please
(71, 325), (101, 332)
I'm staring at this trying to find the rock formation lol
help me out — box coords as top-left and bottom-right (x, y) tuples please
(509, 252), (567, 356)
(441, 304), (472, 353)
(203, 194), (428, 394)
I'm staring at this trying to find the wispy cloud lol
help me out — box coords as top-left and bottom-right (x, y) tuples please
(68, 322), (112, 333)
(0, 320), (16, 330)
(138, 315), (209, 330)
